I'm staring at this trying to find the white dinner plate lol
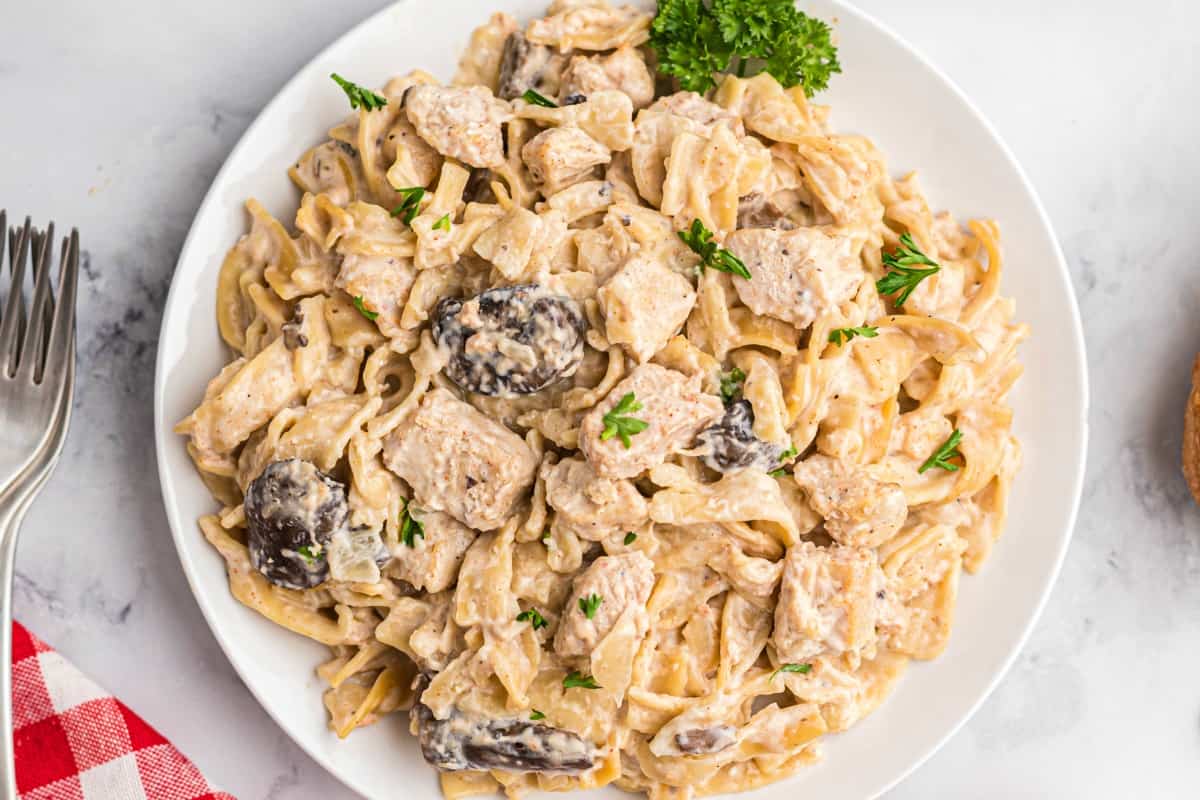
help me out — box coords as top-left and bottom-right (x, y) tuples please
(153, 1), (1089, 797)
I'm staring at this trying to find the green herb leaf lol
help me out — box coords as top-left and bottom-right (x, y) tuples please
(649, 0), (840, 97)
(779, 445), (798, 461)
(918, 429), (964, 474)
(828, 325), (878, 346)
(400, 500), (425, 548)
(678, 219), (751, 279)
(352, 295), (379, 321)
(719, 367), (746, 405)
(530, 709), (546, 721)
(516, 608), (548, 630)
(562, 671), (600, 690)
(521, 89), (558, 108)
(391, 186), (425, 225)
(296, 545), (321, 564)
(433, 213), (451, 232)
(772, 662), (812, 678)
(330, 73), (388, 111)
(876, 233), (940, 307)
(579, 594), (603, 619)
(768, 468), (788, 478)
(623, 532), (638, 546)
(600, 392), (649, 449)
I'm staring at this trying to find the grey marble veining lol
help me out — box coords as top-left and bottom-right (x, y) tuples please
(1, 0), (1197, 797)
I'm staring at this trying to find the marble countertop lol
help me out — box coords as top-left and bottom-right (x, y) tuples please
(2, 0), (1197, 797)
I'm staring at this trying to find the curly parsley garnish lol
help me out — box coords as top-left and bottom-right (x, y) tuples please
(352, 295), (379, 321)
(530, 710), (546, 721)
(579, 594), (603, 619)
(521, 89), (558, 108)
(649, 0), (840, 96)
(772, 662), (812, 679)
(876, 233), (940, 307)
(517, 608), (548, 630)
(391, 186), (425, 225)
(679, 219), (751, 279)
(330, 73), (387, 111)
(919, 429), (964, 474)
(829, 326), (878, 346)
(601, 392), (649, 448)
(562, 671), (600, 690)
(719, 367), (745, 405)
(433, 213), (451, 232)
(623, 532), (638, 546)
(400, 500), (425, 547)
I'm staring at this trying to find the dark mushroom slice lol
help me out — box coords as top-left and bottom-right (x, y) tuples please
(433, 284), (587, 397)
(413, 704), (596, 774)
(497, 32), (562, 101)
(674, 725), (737, 755)
(696, 400), (787, 474)
(244, 458), (349, 589)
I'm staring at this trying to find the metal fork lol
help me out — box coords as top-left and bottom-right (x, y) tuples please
(0, 212), (78, 797)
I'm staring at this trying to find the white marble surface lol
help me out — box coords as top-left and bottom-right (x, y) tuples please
(1, 0), (1197, 797)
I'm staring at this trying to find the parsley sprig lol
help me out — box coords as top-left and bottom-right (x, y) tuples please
(829, 326), (878, 346)
(772, 662), (812, 679)
(391, 187), (425, 225)
(649, 0), (840, 96)
(601, 392), (649, 448)
(719, 367), (745, 405)
(399, 500), (425, 547)
(330, 73), (387, 111)
(579, 594), (603, 619)
(876, 233), (940, 307)
(516, 608), (548, 630)
(352, 295), (379, 321)
(521, 89), (558, 108)
(562, 671), (600, 690)
(919, 429), (964, 474)
(679, 219), (751, 279)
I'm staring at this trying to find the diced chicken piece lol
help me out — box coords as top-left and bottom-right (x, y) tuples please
(598, 253), (695, 363)
(496, 31), (564, 100)
(334, 254), (416, 337)
(545, 457), (648, 541)
(382, 388), (538, 530)
(725, 227), (863, 329)
(387, 509), (478, 592)
(792, 455), (908, 549)
(774, 542), (881, 662)
(404, 85), (512, 169)
(521, 127), (611, 195)
(579, 364), (724, 479)
(559, 46), (654, 109)
(646, 91), (743, 134)
(554, 552), (655, 657)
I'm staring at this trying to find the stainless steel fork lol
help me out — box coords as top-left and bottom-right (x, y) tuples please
(0, 212), (78, 798)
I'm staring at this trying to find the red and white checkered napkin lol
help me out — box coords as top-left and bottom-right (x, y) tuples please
(12, 621), (236, 800)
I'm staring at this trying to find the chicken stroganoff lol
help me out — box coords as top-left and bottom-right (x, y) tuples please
(177, 1), (1028, 796)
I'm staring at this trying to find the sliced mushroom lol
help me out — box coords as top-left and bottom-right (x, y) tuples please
(413, 704), (595, 773)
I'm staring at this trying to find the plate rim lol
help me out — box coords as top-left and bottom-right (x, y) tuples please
(152, 1), (1090, 797)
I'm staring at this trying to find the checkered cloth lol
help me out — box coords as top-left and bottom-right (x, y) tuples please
(12, 621), (235, 800)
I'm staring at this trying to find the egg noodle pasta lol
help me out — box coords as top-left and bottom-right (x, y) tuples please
(176, 2), (1027, 797)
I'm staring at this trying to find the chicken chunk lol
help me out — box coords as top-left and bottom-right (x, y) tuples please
(496, 31), (564, 100)
(405, 85), (512, 169)
(334, 254), (416, 337)
(545, 457), (649, 542)
(554, 552), (655, 657)
(646, 91), (743, 133)
(388, 509), (478, 592)
(382, 388), (538, 530)
(598, 253), (696, 363)
(521, 127), (611, 195)
(559, 46), (654, 110)
(792, 455), (908, 548)
(774, 542), (881, 662)
(579, 364), (724, 479)
(725, 226), (862, 329)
